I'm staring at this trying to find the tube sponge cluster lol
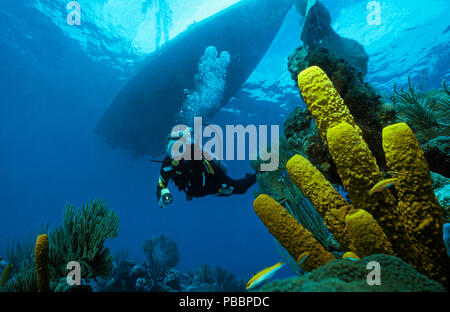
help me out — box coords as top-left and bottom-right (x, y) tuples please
(297, 67), (407, 257)
(289, 66), (448, 288)
(253, 65), (449, 289)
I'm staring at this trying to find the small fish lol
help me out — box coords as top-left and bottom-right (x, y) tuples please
(387, 171), (403, 177)
(342, 252), (360, 261)
(296, 252), (309, 265)
(246, 262), (285, 290)
(368, 177), (399, 195)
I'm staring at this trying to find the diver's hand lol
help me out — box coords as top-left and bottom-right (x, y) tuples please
(159, 192), (173, 208)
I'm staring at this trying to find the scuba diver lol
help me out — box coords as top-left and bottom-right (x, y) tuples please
(155, 128), (257, 208)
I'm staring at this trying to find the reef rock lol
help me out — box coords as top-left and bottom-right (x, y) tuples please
(435, 184), (450, 223)
(258, 254), (446, 292)
(421, 136), (450, 178)
(300, 0), (369, 76)
(443, 223), (450, 257)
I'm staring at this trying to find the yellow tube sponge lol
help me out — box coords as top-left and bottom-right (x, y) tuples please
(326, 123), (386, 212)
(296, 65), (362, 145)
(297, 67), (408, 256)
(253, 194), (335, 272)
(297, 66), (387, 215)
(345, 209), (394, 258)
(326, 122), (414, 261)
(383, 123), (449, 286)
(286, 154), (354, 252)
(326, 122), (401, 216)
(35, 234), (50, 292)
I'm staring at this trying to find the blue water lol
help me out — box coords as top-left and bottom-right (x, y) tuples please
(0, 0), (449, 282)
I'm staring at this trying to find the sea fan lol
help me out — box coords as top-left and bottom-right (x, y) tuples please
(392, 76), (448, 133)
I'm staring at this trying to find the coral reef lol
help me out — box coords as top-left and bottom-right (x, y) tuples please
(212, 266), (245, 292)
(254, 65), (449, 290)
(2, 210), (244, 293)
(97, 256), (174, 292)
(0, 199), (119, 292)
(258, 254), (445, 292)
(97, 241), (245, 292)
(185, 264), (245, 292)
(34, 234), (49, 292)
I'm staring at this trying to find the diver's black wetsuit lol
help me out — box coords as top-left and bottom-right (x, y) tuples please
(156, 155), (256, 203)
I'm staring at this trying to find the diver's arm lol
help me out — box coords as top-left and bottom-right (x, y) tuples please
(156, 158), (174, 208)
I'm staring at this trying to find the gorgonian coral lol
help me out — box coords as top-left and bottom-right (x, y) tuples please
(49, 199), (119, 282)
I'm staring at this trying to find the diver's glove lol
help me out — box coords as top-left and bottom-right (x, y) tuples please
(159, 188), (173, 208)
(218, 184), (234, 196)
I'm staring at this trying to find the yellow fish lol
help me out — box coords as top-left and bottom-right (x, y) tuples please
(368, 171), (405, 196)
(342, 252), (360, 261)
(246, 262), (285, 290)
(296, 252), (309, 265)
